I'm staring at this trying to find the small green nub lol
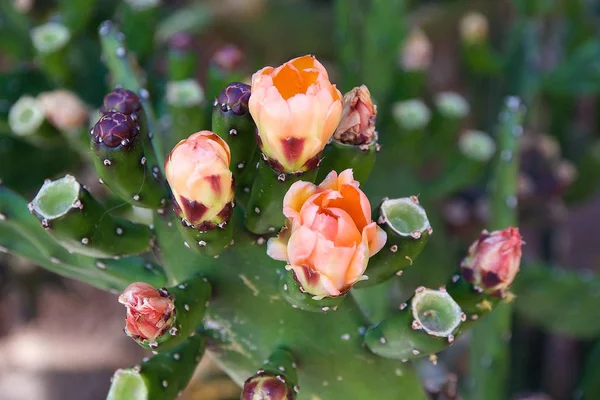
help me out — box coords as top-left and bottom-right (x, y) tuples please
(392, 99), (431, 131)
(30, 22), (71, 54)
(434, 91), (470, 119)
(380, 196), (431, 237)
(458, 130), (496, 162)
(31, 175), (79, 219)
(412, 287), (464, 337)
(8, 96), (46, 137)
(166, 79), (204, 107)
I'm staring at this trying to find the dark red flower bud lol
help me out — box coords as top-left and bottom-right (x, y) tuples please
(92, 112), (140, 148)
(100, 88), (142, 115)
(216, 82), (251, 116)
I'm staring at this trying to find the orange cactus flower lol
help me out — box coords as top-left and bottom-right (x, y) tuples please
(461, 227), (523, 293)
(267, 169), (387, 298)
(118, 282), (175, 343)
(249, 55), (343, 173)
(165, 131), (234, 230)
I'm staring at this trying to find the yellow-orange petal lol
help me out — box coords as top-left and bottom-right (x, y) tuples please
(267, 236), (289, 262)
(282, 181), (319, 221)
(363, 222), (387, 256)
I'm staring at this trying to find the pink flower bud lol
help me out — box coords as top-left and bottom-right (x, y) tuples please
(333, 85), (377, 146)
(37, 90), (88, 131)
(267, 169), (387, 298)
(400, 29), (432, 71)
(461, 227), (523, 292)
(118, 282), (175, 343)
(165, 131), (235, 230)
(249, 55), (343, 173)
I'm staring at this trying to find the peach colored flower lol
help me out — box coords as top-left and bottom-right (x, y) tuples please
(37, 90), (88, 131)
(461, 227), (523, 292)
(333, 85), (377, 146)
(165, 131), (234, 230)
(267, 169), (387, 298)
(249, 55), (343, 173)
(118, 282), (175, 342)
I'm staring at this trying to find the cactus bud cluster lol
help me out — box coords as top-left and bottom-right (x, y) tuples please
(92, 112), (140, 148)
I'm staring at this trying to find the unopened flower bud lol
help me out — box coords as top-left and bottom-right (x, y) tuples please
(165, 131), (234, 230)
(460, 12), (489, 45)
(249, 55), (343, 173)
(167, 32), (194, 52)
(211, 44), (245, 73)
(242, 372), (295, 400)
(37, 90), (88, 131)
(392, 99), (431, 131)
(333, 85), (377, 146)
(461, 227), (523, 293)
(92, 112), (140, 148)
(100, 88), (142, 116)
(166, 79), (204, 107)
(400, 29), (432, 71)
(118, 282), (175, 343)
(217, 82), (251, 116)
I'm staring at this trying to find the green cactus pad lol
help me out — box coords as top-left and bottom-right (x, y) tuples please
(29, 175), (154, 258)
(364, 287), (464, 360)
(317, 140), (377, 185)
(0, 185), (166, 291)
(107, 331), (205, 400)
(356, 196), (431, 288)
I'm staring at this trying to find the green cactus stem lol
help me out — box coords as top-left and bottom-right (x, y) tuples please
(107, 330), (205, 400)
(91, 112), (168, 209)
(317, 140), (378, 185)
(245, 162), (317, 235)
(164, 79), (205, 151)
(242, 348), (299, 399)
(8, 95), (59, 144)
(211, 82), (256, 182)
(58, 0), (96, 35)
(391, 99), (430, 166)
(356, 196), (432, 288)
(151, 208), (428, 399)
(364, 287), (465, 361)
(166, 32), (197, 81)
(98, 21), (165, 173)
(30, 22), (72, 86)
(177, 216), (234, 258)
(28, 175), (154, 258)
(130, 276), (211, 351)
(279, 271), (346, 313)
(468, 96), (525, 400)
(0, 185), (166, 291)
(117, 0), (161, 61)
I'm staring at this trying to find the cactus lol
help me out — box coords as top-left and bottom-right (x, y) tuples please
(0, 15), (530, 400)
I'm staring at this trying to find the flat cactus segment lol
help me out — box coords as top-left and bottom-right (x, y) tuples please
(356, 196), (431, 288)
(0, 185), (166, 291)
(107, 332), (205, 400)
(364, 287), (464, 360)
(29, 175), (154, 257)
(512, 264), (600, 338)
(317, 140), (377, 185)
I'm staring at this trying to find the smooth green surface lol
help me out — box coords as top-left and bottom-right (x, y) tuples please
(107, 370), (148, 400)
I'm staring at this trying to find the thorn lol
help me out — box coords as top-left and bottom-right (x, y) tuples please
(396, 270), (404, 276)
(405, 256), (413, 265)
(390, 244), (398, 253)
(429, 354), (438, 365)
(103, 159), (111, 166)
(229, 128), (237, 136)
(399, 303), (407, 310)
(81, 237), (89, 245)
